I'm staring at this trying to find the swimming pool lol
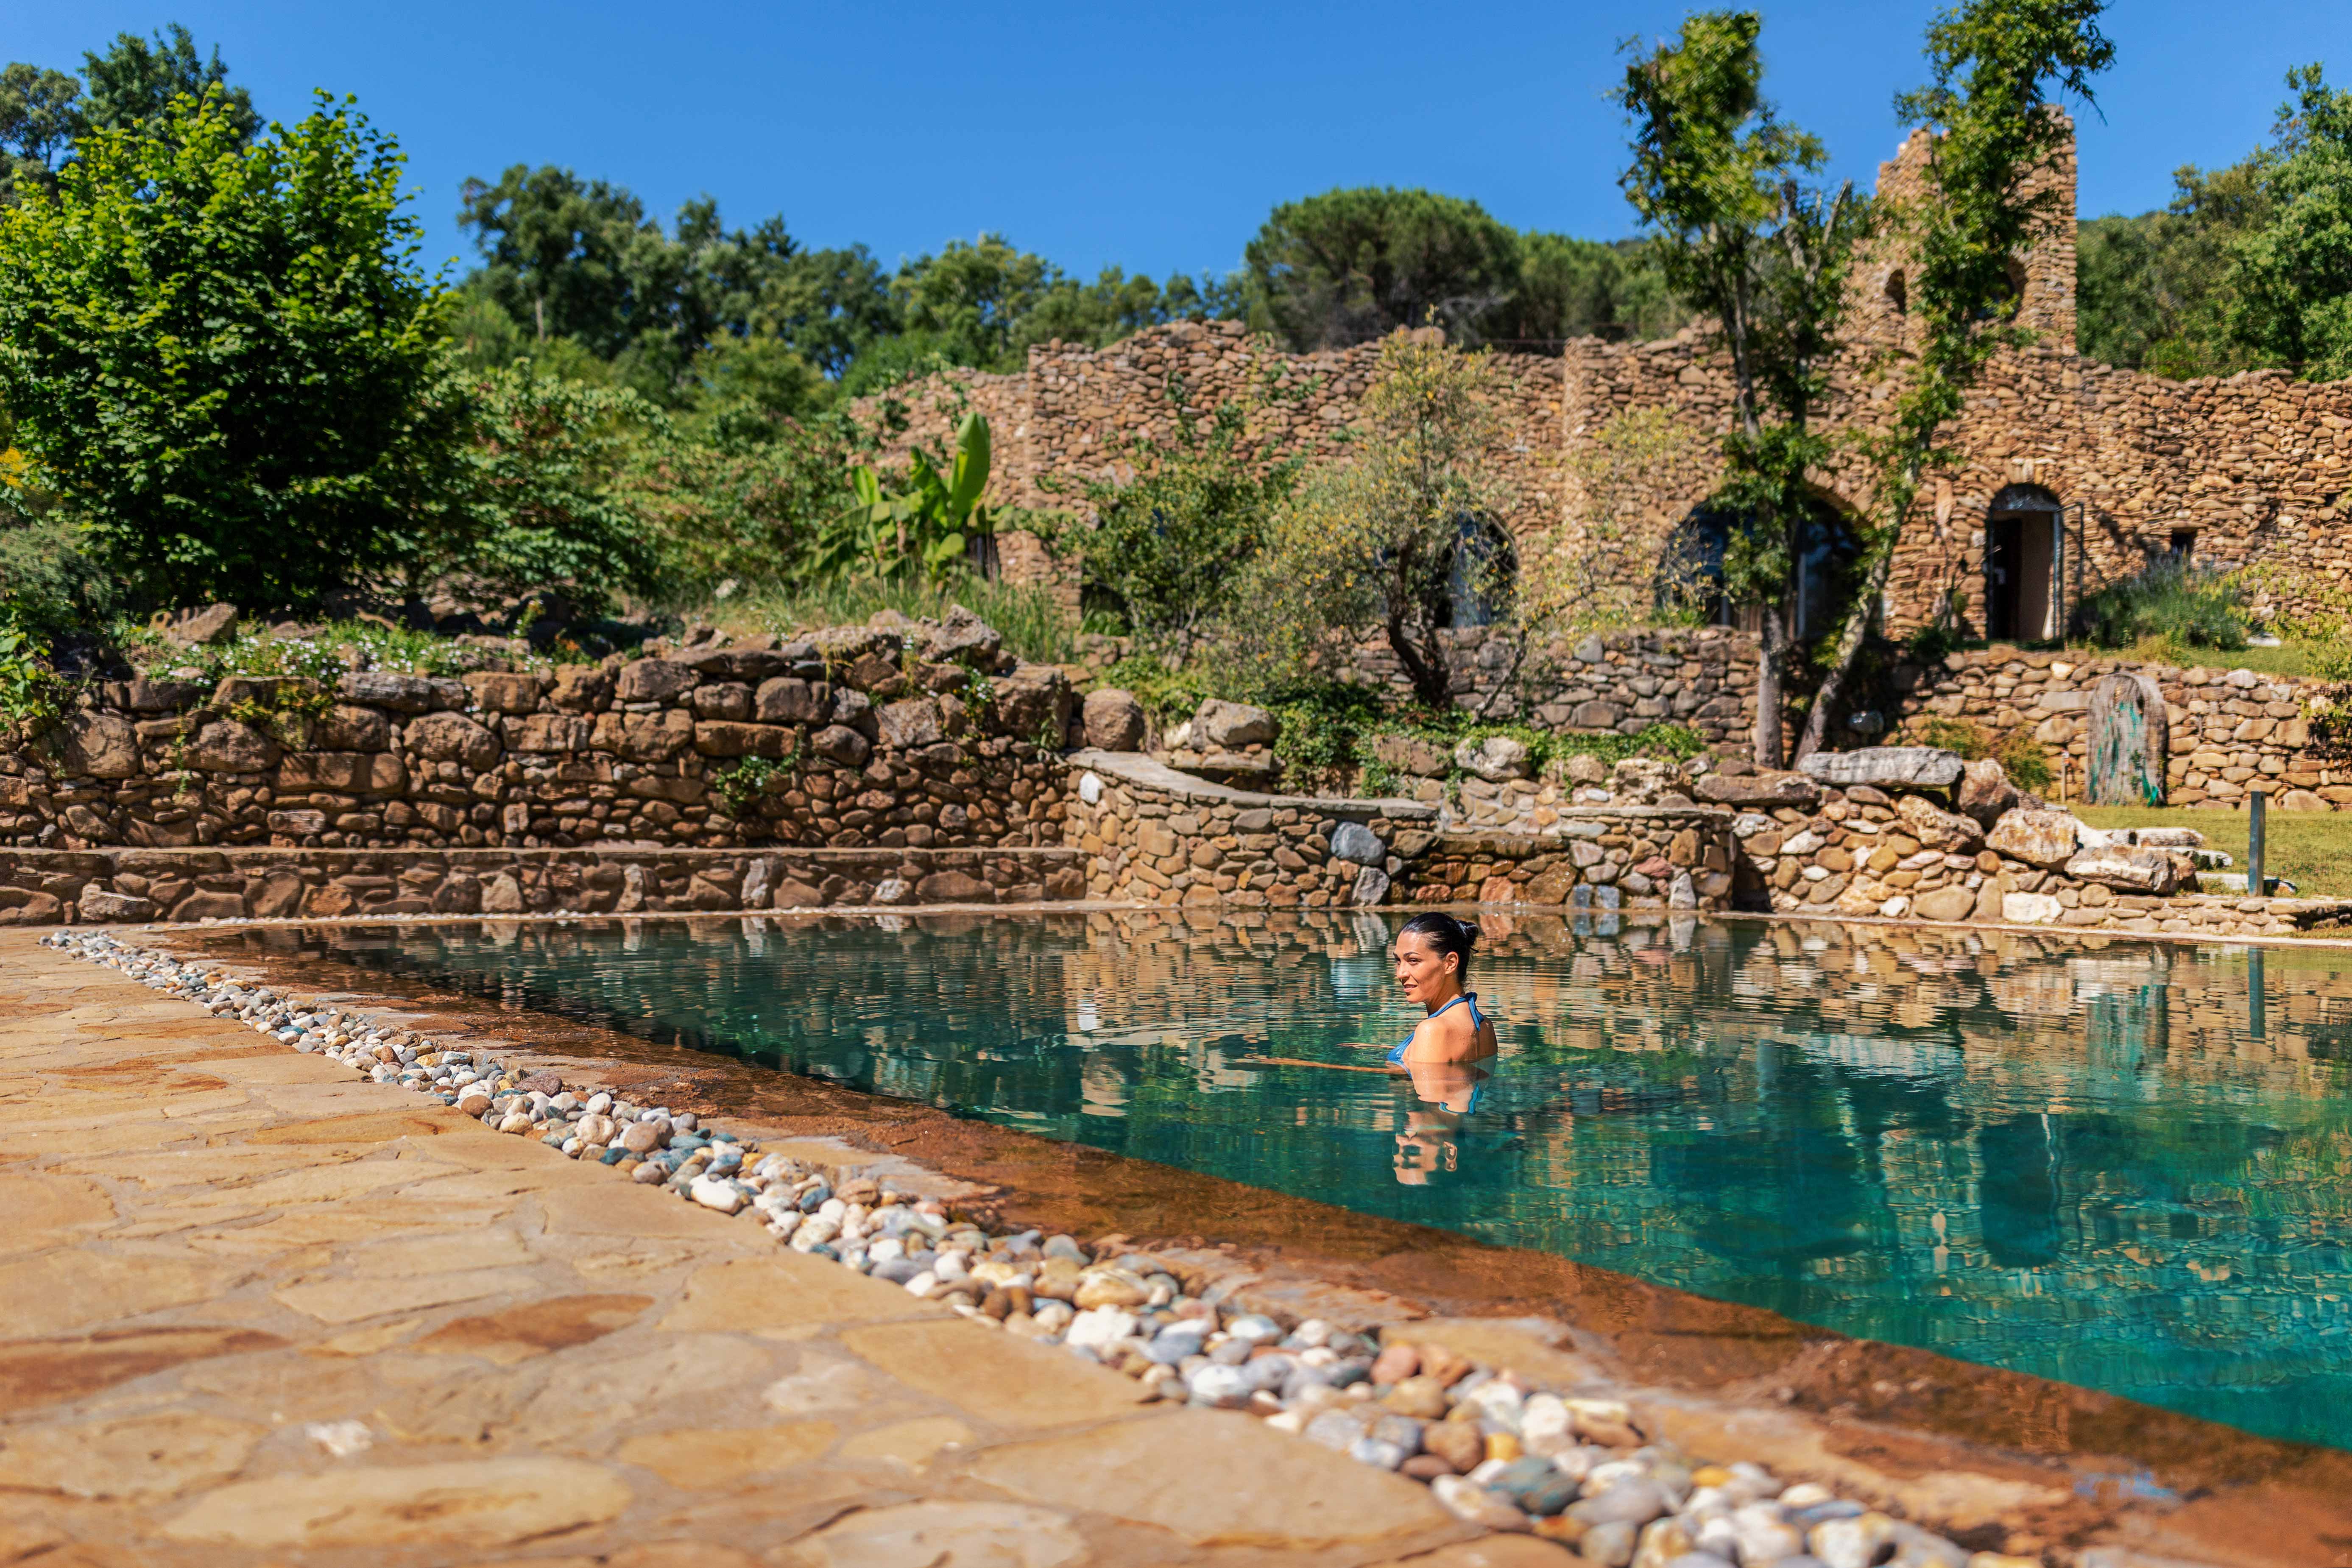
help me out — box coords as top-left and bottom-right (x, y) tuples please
(256, 910), (2352, 1451)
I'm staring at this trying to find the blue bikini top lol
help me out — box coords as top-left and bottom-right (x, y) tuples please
(1388, 992), (1486, 1064)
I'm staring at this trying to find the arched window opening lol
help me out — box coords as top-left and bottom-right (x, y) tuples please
(1658, 499), (1859, 640)
(1884, 269), (1908, 314)
(1984, 483), (2063, 641)
(1441, 514), (1516, 628)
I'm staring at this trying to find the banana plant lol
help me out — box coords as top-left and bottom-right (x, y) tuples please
(812, 412), (997, 581)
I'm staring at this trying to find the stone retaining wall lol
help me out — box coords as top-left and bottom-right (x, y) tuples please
(1889, 646), (2345, 809)
(1719, 758), (2349, 939)
(0, 845), (1087, 926)
(1063, 752), (1437, 909)
(4, 620), (1075, 855)
(1397, 809), (1736, 912)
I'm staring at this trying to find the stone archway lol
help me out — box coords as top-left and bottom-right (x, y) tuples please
(1660, 495), (1861, 639)
(1442, 514), (1516, 628)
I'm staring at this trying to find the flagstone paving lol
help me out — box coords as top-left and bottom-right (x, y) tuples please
(0, 930), (1538, 1567)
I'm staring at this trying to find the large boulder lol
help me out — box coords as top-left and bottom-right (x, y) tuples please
(877, 698), (945, 750)
(53, 712), (139, 779)
(1329, 821), (1386, 866)
(1895, 793), (1984, 854)
(989, 664), (1076, 745)
(811, 724), (871, 767)
(1955, 756), (2019, 825)
(1912, 884), (1979, 923)
(160, 603), (239, 647)
(755, 677), (826, 726)
(1193, 699), (1277, 748)
(2065, 844), (2183, 894)
(924, 606), (1004, 667)
(1985, 808), (2084, 869)
(190, 720), (280, 773)
(548, 665), (615, 713)
(1081, 688), (1147, 751)
(1797, 746), (1965, 790)
(338, 670), (439, 713)
(463, 671), (542, 714)
(615, 658), (697, 704)
(1693, 770), (1819, 808)
(1454, 734), (1531, 782)
(405, 711), (503, 771)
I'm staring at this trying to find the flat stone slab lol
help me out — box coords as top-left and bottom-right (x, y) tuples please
(1796, 747), (1965, 788)
(1071, 748), (1438, 820)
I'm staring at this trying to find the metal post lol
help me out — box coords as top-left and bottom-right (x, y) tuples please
(2249, 789), (2267, 898)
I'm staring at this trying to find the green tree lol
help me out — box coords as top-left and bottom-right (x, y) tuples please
(1797, 0), (2113, 760)
(0, 90), (455, 607)
(1229, 332), (1501, 707)
(457, 165), (675, 355)
(1058, 388), (1300, 658)
(887, 234), (1063, 368)
(2225, 64), (2352, 379)
(1618, 10), (1867, 767)
(424, 368), (659, 607)
(1515, 232), (1694, 344)
(2078, 158), (2269, 377)
(79, 23), (257, 142)
(0, 64), (81, 201)
(1245, 187), (1522, 350)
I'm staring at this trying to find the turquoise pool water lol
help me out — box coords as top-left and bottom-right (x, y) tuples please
(265, 911), (2352, 1451)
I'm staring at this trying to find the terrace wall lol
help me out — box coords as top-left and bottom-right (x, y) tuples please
(1889, 647), (2346, 808)
(1, 625), (1074, 859)
(0, 845), (1084, 926)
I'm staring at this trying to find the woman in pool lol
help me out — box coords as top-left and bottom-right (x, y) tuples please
(1372, 912), (1497, 1069)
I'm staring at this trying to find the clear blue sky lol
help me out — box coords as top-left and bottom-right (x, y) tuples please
(7, 1), (2348, 284)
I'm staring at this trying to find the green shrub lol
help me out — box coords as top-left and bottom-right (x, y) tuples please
(728, 572), (1075, 666)
(1911, 714), (2054, 792)
(0, 515), (117, 635)
(118, 618), (538, 682)
(0, 613), (69, 740)
(2076, 557), (2249, 652)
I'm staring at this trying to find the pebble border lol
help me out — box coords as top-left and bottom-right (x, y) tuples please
(45, 927), (2052, 1568)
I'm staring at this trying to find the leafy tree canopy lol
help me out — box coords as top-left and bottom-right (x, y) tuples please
(1244, 186), (1693, 351)
(2224, 64), (2352, 380)
(0, 23), (256, 203)
(79, 23), (257, 142)
(0, 90), (454, 606)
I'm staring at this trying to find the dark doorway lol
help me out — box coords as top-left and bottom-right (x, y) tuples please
(1984, 485), (2061, 641)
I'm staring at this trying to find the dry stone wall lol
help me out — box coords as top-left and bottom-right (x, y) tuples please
(1064, 752), (1436, 910)
(1395, 810), (1735, 912)
(873, 117), (2352, 644)
(3, 621), (1075, 859)
(1889, 647), (2347, 808)
(0, 845), (1083, 926)
(1722, 755), (2344, 939)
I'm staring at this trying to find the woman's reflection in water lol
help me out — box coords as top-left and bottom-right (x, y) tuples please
(1393, 1057), (1488, 1185)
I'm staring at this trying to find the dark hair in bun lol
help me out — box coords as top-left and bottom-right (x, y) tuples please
(1398, 912), (1476, 976)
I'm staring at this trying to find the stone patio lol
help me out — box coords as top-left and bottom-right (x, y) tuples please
(0, 929), (1557, 1568)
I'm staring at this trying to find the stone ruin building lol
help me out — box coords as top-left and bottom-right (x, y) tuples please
(879, 116), (2352, 645)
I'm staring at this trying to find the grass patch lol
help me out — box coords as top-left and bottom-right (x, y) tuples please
(2073, 804), (2352, 898)
(706, 573), (1076, 665)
